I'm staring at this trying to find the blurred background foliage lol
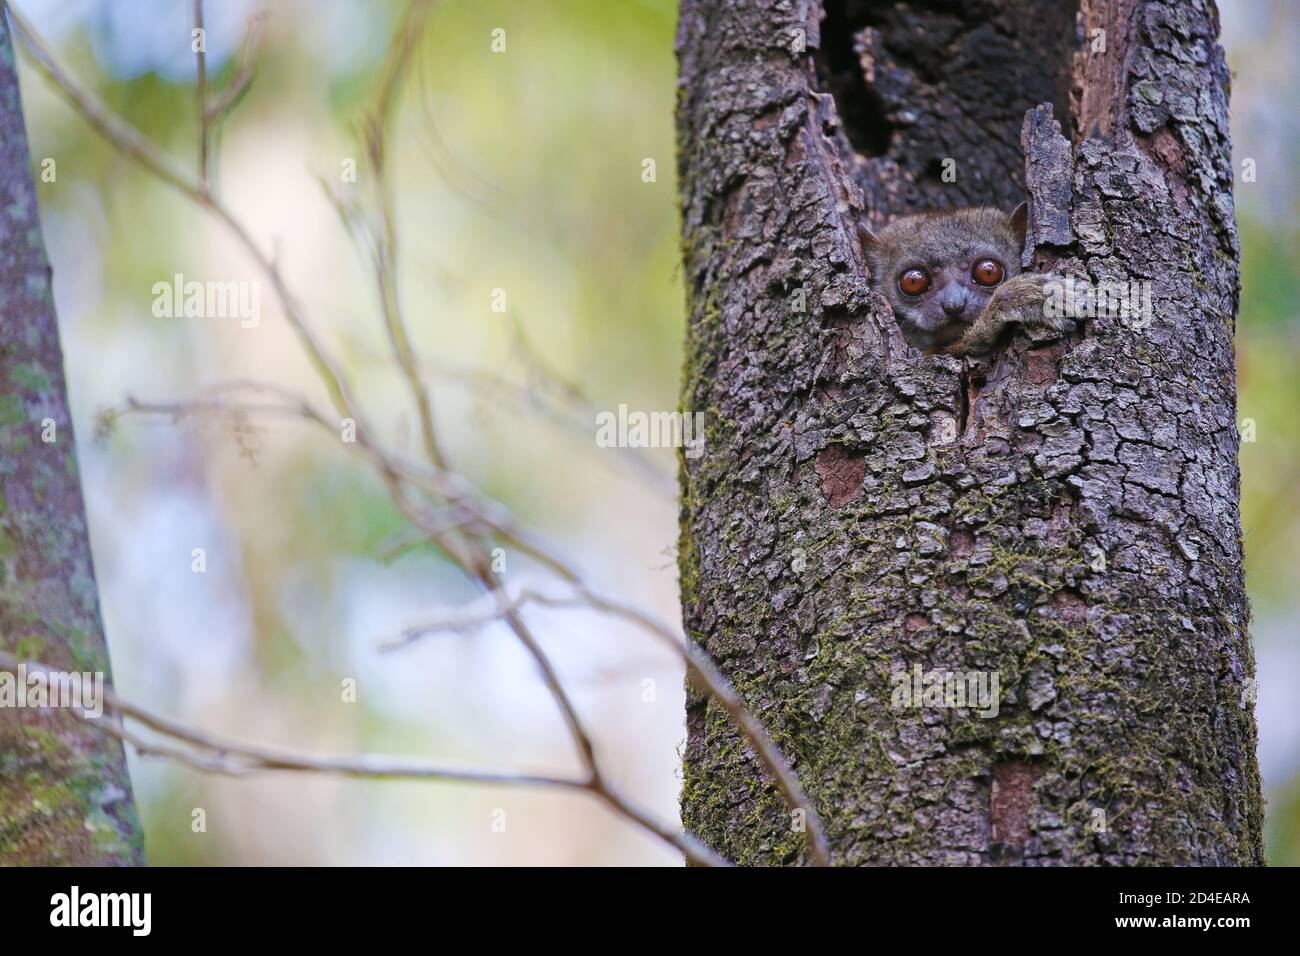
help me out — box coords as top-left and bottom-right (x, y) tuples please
(10, 0), (1298, 864)
(1227, 0), (1300, 868)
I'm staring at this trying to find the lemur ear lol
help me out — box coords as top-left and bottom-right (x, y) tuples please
(1009, 202), (1029, 250)
(857, 222), (880, 254)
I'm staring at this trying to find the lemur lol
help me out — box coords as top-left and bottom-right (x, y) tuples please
(859, 203), (1074, 357)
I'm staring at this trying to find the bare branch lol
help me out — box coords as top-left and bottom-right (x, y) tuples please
(108, 384), (829, 862)
(204, 13), (266, 126)
(193, 0), (209, 187)
(413, 358), (675, 494)
(386, 582), (833, 866)
(0, 650), (726, 867)
(8, 5), (204, 203)
(361, 0), (448, 471)
(10, 4), (367, 436)
(350, 340), (676, 493)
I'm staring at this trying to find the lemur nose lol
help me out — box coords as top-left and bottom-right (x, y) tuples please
(942, 298), (966, 317)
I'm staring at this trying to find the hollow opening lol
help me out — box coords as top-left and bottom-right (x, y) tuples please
(814, 0), (1080, 214)
(813, 0), (893, 158)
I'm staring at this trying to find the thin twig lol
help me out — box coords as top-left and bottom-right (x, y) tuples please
(364, 0), (447, 471)
(388, 583), (834, 867)
(0, 651), (725, 866)
(349, 339), (676, 494)
(204, 14), (266, 126)
(193, 0), (209, 188)
(105, 387), (832, 863)
(9, 4), (365, 435)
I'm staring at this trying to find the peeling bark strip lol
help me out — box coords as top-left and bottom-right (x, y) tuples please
(816, 444), (865, 508)
(0, 14), (144, 864)
(989, 760), (1038, 861)
(677, 0), (1262, 865)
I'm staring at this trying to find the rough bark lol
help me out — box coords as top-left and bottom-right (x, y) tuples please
(0, 11), (144, 864)
(676, 0), (1262, 865)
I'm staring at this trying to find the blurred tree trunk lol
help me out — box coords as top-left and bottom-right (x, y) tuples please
(0, 10), (144, 864)
(676, 0), (1262, 865)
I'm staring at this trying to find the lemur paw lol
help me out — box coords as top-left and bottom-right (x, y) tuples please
(1009, 273), (1078, 338)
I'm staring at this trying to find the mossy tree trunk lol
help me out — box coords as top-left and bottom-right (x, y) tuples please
(676, 0), (1262, 865)
(0, 10), (144, 864)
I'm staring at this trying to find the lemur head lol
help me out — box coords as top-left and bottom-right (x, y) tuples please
(859, 203), (1028, 350)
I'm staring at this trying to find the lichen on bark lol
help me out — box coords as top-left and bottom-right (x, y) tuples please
(0, 11), (144, 865)
(677, 0), (1262, 865)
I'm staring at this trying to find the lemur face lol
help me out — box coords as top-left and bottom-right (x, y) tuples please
(860, 205), (1028, 350)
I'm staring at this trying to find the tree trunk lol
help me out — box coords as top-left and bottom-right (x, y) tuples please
(676, 0), (1263, 865)
(0, 11), (144, 865)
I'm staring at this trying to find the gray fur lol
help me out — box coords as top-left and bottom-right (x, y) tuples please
(861, 205), (1031, 351)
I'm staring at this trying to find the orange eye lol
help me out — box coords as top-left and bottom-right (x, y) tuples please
(898, 268), (931, 296)
(972, 258), (1005, 287)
